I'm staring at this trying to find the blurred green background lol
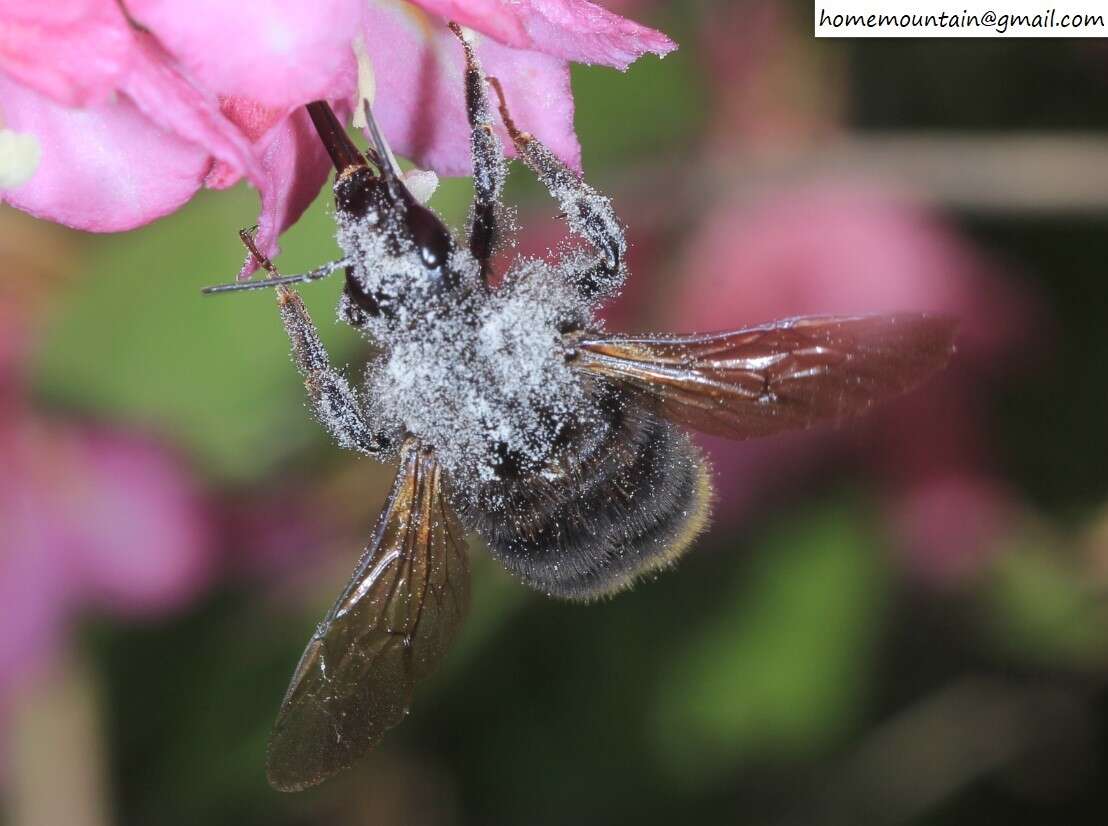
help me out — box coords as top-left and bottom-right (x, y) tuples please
(5, 1), (1108, 825)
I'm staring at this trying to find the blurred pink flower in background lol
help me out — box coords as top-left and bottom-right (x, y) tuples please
(0, 417), (216, 776)
(673, 183), (1026, 354)
(0, 0), (674, 273)
(0, 416), (215, 683)
(890, 474), (1021, 584)
(668, 181), (1036, 583)
(0, 225), (215, 736)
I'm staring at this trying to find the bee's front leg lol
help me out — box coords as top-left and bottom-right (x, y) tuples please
(451, 23), (508, 283)
(275, 287), (389, 456)
(486, 78), (628, 302)
(231, 228), (387, 456)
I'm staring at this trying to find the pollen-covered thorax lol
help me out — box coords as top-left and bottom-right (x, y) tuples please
(363, 259), (592, 485)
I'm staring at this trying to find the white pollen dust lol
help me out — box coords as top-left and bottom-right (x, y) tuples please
(334, 208), (597, 489)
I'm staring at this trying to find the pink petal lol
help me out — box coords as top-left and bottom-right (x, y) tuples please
(121, 32), (265, 188)
(237, 105), (337, 278)
(126, 0), (360, 108)
(0, 75), (211, 232)
(363, 6), (580, 175)
(219, 97), (287, 143)
(481, 35), (580, 169)
(205, 98), (286, 190)
(410, 0), (676, 69)
(0, 0), (134, 107)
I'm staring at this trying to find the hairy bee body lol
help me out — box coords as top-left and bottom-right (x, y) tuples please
(342, 231), (713, 597)
(332, 188), (712, 598)
(457, 380), (712, 600)
(203, 35), (956, 792)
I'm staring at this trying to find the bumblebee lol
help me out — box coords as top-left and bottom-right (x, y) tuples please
(206, 24), (955, 792)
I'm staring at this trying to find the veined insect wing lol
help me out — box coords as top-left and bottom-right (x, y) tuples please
(571, 314), (957, 440)
(266, 439), (470, 792)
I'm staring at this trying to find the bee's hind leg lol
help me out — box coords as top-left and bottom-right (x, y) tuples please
(486, 77), (628, 303)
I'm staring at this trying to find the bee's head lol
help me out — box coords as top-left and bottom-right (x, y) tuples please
(333, 165), (462, 324)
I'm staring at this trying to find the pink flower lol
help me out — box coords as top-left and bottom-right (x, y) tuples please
(0, 412), (216, 694)
(408, 0), (674, 68)
(0, 0), (133, 107)
(0, 1), (674, 269)
(0, 227), (216, 722)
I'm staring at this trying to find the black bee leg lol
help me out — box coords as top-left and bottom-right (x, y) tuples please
(276, 286), (389, 456)
(487, 77), (628, 302)
(450, 23), (507, 283)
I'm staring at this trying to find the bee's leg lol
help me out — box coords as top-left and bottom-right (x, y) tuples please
(226, 229), (385, 453)
(276, 286), (389, 456)
(487, 77), (627, 302)
(450, 23), (507, 282)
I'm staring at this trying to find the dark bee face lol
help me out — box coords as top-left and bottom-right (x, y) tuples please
(334, 166), (460, 322)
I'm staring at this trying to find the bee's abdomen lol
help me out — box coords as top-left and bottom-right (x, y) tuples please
(458, 385), (712, 600)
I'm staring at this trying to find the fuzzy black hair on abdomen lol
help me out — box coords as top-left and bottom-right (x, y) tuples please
(456, 381), (712, 600)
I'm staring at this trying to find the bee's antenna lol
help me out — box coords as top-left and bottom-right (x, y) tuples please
(202, 274), (316, 295)
(361, 100), (402, 200)
(201, 258), (349, 295)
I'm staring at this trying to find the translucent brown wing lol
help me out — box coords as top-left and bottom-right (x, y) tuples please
(573, 314), (956, 440)
(266, 438), (469, 792)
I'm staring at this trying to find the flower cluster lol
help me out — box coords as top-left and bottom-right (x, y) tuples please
(0, 0), (674, 273)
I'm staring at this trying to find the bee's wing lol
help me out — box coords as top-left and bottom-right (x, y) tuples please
(266, 439), (469, 792)
(574, 314), (956, 440)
